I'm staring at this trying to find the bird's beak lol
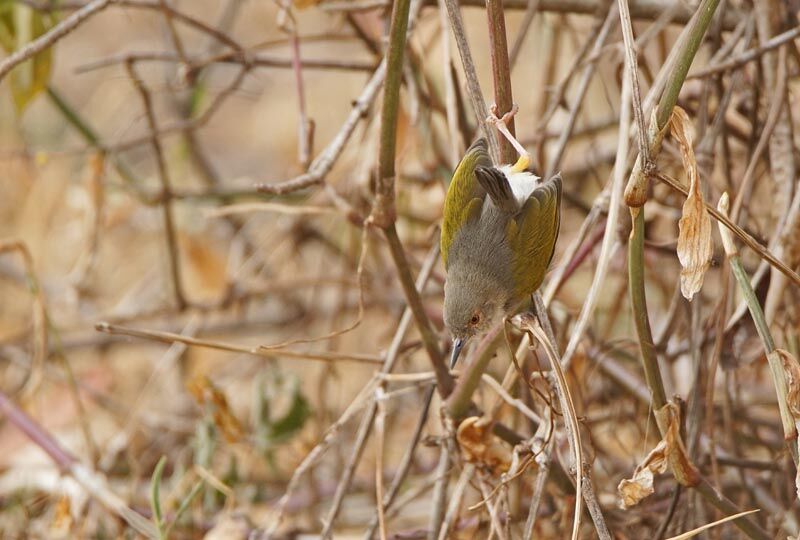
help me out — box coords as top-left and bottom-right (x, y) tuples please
(449, 337), (466, 369)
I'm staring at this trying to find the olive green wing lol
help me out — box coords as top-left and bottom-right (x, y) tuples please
(508, 173), (562, 298)
(441, 138), (492, 267)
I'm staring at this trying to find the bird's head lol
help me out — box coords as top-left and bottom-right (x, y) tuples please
(443, 266), (511, 367)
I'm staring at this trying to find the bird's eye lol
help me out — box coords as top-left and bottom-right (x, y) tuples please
(469, 313), (481, 326)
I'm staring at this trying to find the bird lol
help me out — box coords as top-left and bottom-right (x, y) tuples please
(441, 137), (562, 368)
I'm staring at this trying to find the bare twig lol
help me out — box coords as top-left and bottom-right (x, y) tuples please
(0, 0), (115, 83)
(442, 0), (500, 162)
(689, 24), (800, 79)
(0, 389), (157, 538)
(257, 61), (386, 195)
(125, 60), (187, 310)
(94, 322), (383, 364)
(485, 0), (516, 164)
(0, 240), (47, 396)
(654, 171), (800, 288)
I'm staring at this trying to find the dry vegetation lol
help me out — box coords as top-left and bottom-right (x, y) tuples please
(1, 0), (800, 538)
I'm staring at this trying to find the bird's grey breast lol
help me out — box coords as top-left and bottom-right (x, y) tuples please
(448, 199), (515, 290)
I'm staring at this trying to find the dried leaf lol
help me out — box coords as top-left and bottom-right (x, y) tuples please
(619, 401), (699, 509)
(659, 401), (700, 487)
(187, 376), (245, 443)
(670, 106), (712, 300)
(778, 349), (800, 501)
(456, 416), (511, 475)
(618, 439), (668, 509)
(50, 495), (73, 538)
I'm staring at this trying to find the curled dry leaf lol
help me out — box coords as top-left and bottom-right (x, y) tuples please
(670, 106), (712, 300)
(778, 349), (800, 501)
(658, 401), (701, 488)
(618, 401), (700, 509)
(456, 416), (512, 475)
(187, 375), (245, 443)
(618, 438), (668, 509)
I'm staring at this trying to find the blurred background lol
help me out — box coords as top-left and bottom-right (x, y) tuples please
(1, 0), (799, 538)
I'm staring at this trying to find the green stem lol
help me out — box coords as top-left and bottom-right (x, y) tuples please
(624, 3), (773, 536)
(370, 0), (452, 394)
(445, 326), (504, 420)
(628, 209), (667, 412)
(728, 254), (798, 462)
(384, 225), (452, 395)
(376, 0), (411, 195)
(655, 0), (722, 130)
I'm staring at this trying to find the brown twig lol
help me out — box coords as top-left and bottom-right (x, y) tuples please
(257, 61), (386, 195)
(94, 322), (383, 364)
(0, 0), (115, 83)
(125, 60), (188, 311)
(0, 389), (157, 538)
(654, 171), (800, 288)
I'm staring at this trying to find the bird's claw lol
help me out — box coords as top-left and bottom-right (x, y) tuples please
(486, 103), (530, 172)
(486, 102), (520, 126)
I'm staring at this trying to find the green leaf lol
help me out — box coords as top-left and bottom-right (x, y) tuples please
(267, 378), (310, 442)
(0, 4), (58, 113)
(254, 372), (311, 449)
(150, 456), (168, 540)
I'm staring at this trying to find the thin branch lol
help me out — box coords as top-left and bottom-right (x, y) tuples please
(689, 23), (800, 79)
(257, 61), (386, 195)
(442, 0), (500, 162)
(485, 0), (516, 164)
(94, 322), (383, 364)
(0, 389), (157, 538)
(0, 0), (115, 83)
(654, 171), (800, 288)
(547, 6), (617, 176)
(0, 240), (47, 397)
(618, 0), (650, 165)
(125, 60), (187, 310)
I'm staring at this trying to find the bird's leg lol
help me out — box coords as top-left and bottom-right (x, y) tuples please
(487, 103), (530, 172)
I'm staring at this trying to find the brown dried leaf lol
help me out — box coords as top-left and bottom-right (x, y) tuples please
(618, 439), (668, 509)
(456, 416), (511, 475)
(659, 401), (700, 487)
(50, 495), (73, 538)
(618, 401), (699, 509)
(670, 106), (712, 300)
(778, 349), (800, 500)
(187, 375), (245, 443)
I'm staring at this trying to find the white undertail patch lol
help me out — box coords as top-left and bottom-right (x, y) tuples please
(498, 165), (540, 205)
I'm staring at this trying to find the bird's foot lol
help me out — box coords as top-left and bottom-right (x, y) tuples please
(486, 103), (531, 172)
